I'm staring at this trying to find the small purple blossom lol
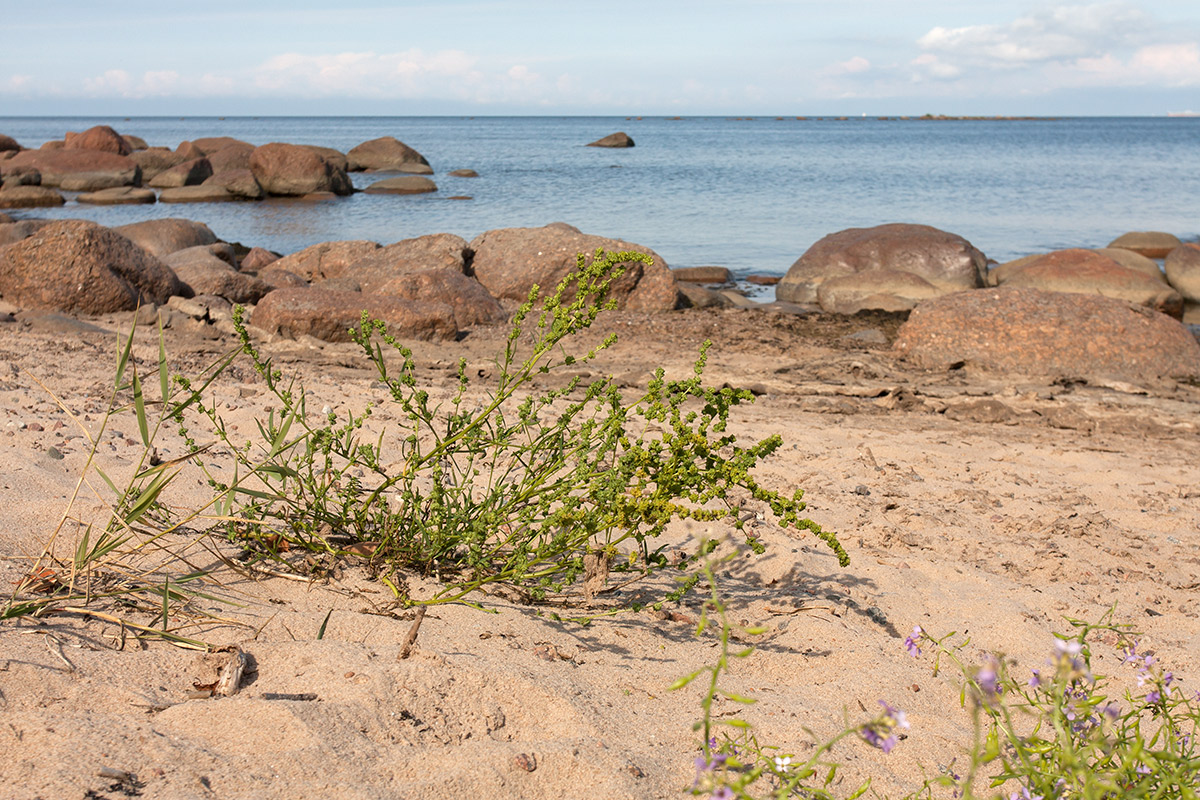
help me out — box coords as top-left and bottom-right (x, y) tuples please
(905, 626), (923, 657)
(1103, 702), (1121, 720)
(1029, 669), (1042, 688)
(860, 700), (908, 754)
(976, 662), (1001, 699)
(1147, 689), (1163, 704)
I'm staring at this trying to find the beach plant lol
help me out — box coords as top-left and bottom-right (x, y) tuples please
(904, 615), (1200, 800)
(190, 248), (847, 607)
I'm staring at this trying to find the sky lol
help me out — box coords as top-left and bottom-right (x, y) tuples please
(1, 1), (1198, 116)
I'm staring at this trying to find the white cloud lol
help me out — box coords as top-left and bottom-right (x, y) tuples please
(824, 56), (871, 76)
(252, 50), (481, 97)
(6, 75), (33, 91)
(909, 54), (962, 80)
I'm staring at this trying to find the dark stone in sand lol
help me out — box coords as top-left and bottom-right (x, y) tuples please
(587, 132), (635, 148)
(468, 223), (681, 312)
(777, 223), (987, 306)
(363, 176), (437, 195)
(252, 288), (458, 343)
(894, 287), (1200, 383)
(0, 186), (65, 208)
(0, 220), (183, 314)
(250, 143), (352, 197)
(112, 218), (219, 259)
(376, 269), (507, 328)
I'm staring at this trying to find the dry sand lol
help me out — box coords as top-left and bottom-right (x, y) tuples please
(1, 306), (1198, 799)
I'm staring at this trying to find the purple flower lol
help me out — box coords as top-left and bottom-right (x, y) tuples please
(905, 626), (923, 657)
(1103, 702), (1121, 720)
(1029, 669), (1042, 688)
(860, 725), (898, 753)
(977, 663), (1001, 699)
(693, 754), (728, 789)
(1164, 672), (1174, 687)
(1147, 689), (1162, 704)
(1121, 642), (1140, 665)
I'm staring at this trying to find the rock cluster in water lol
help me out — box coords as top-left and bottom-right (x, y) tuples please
(1, 125), (1198, 384)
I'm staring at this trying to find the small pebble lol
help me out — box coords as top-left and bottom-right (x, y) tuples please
(45, 446), (64, 460)
(344, 671), (355, 679)
(854, 484), (871, 496)
(27, 422), (43, 431)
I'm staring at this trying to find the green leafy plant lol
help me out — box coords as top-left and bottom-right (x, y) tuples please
(191, 248), (847, 607)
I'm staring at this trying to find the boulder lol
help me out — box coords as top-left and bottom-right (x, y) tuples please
(256, 267), (308, 289)
(362, 176), (437, 195)
(252, 288), (457, 342)
(0, 186), (65, 208)
(250, 143), (353, 196)
(206, 143), (255, 172)
(587, 132), (635, 148)
(3, 149), (141, 189)
(816, 270), (944, 314)
(148, 157), (213, 188)
(893, 287), (1200, 383)
(0, 134), (21, 152)
(1092, 247), (1165, 280)
(122, 134), (149, 151)
(0, 165), (40, 187)
(0, 220), (183, 314)
(112, 218), (219, 259)
(176, 141), (205, 160)
(468, 223), (681, 312)
(159, 185), (238, 203)
(672, 266), (731, 283)
(1107, 231), (1181, 260)
(340, 234), (469, 295)
(76, 186), (157, 205)
(346, 137), (431, 173)
(0, 212), (11, 224)
(0, 219), (58, 246)
(271, 240), (382, 282)
(164, 246), (271, 303)
(191, 137), (253, 155)
(302, 145), (349, 173)
(130, 148), (188, 181)
(777, 223), (987, 305)
(1165, 243), (1200, 303)
(240, 247), (280, 272)
(63, 125), (132, 156)
(447, 168), (478, 177)
(993, 248), (1182, 317)
(202, 169), (264, 200)
(678, 284), (734, 308)
(376, 270), (507, 328)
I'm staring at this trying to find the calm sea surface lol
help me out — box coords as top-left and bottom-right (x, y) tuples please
(2, 116), (1198, 277)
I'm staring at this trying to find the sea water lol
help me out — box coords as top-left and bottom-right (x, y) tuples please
(1, 116), (1198, 277)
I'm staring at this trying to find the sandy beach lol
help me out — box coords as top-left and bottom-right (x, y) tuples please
(1, 302), (1197, 799)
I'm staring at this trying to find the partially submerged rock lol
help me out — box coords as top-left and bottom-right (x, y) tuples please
(76, 186), (156, 205)
(0, 186), (65, 208)
(587, 132), (635, 148)
(347, 137), (432, 173)
(363, 176), (437, 195)
(112, 218), (219, 259)
(4, 149), (141, 189)
(1107, 231), (1181, 260)
(250, 143), (353, 197)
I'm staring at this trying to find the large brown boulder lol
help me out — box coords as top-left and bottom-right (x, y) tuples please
(302, 146), (349, 173)
(777, 223), (987, 306)
(1092, 247), (1165, 279)
(252, 288), (457, 342)
(0, 220), (183, 313)
(1165, 243), (1200, 322)
(467, 223), (681, 311)
(1107, 231), (1181, 260)
(159, 185), (238, 203)
(993, 248), (1182, 317)
(0, 134), (21, 152)
(130, 148), (188, 181)
(0, 186), (65, 208)
(377, 270), (507, 328)
(894, 287), (1200, 383)
(587, 132), (634, 148)
(816, 270), (943, 314)
(200, 169), (263, 200)
(346, 137), (431, 173)
(206, 143), (255, 172)
(148, 157), (213, 188)
(250, 143), (353, 196)
(64, 125), (132, 156)
(3, 149), (141, 189)
(112, 218), (219, 259)
(271, 240), (382, 282)
(340, 233), (469, 295)
(239, 247), (280, 272)
(164, 246), (271, 303)
(191, 137), (253, 155)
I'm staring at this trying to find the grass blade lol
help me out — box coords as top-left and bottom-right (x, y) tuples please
(132, 369), (150, 447)
(115, 329), (134, 390)
(158, 316), (169, 405)
(316, 609), (332, 640)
